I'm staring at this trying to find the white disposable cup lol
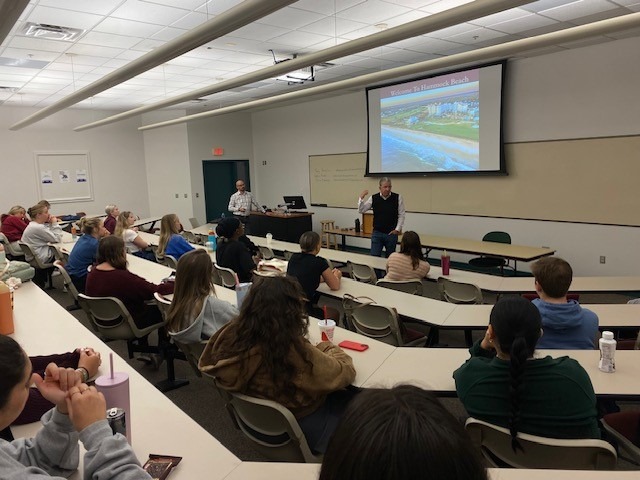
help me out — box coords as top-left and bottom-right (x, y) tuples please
(266, 233), (273, 245)
(318, 319), (336, 343)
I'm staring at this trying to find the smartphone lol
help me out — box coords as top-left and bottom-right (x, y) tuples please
(339, 340), (369, 352)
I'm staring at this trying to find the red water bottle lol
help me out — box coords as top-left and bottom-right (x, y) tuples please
(441, 250), (450, 276)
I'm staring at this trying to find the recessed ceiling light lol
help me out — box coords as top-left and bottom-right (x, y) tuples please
(374, 23), (388, 30)
(225, 42), (236, 46)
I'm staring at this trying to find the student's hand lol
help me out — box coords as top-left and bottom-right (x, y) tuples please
(359, 190), (369, 200)
(332, 268), (342, 279)
(132, 226), (139, 232)
(66, 385), (107, 432)
(390, 229), (400, 235)
(77, 348), (102, 378)
(33, 363), (82, 414)
(480, 329), (494, 351)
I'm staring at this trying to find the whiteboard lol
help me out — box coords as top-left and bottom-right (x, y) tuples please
(308, 135), (640, 226)
(35, 151), (93, 203)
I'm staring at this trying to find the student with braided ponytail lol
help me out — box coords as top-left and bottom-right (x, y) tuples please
(454, 296), (600, 449)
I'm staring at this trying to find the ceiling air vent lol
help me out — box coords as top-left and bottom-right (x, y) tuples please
(20, 22), (85, 42)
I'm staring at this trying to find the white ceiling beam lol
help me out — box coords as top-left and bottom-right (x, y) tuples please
(74, 0), (535, 132)
(9, 0), (298, 130)
(138, 13), (640, 131)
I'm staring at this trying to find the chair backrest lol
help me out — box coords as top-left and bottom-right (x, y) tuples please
(465, 418), (617, 470)
(182, 230), (200, 244)
(258, 245), (275, 260)
(189, 217), (200, 228)
(0, 233), (25, 257)
(153, 292), (172, 325)
(342, 296), (404, 346)
(160, 255), (178, 269)
(203, 375), (322, 463)
(283, 250), (295, 261)
(53, 261), (79, 303)
(78, 294), (162, 340)
(437, 277), (483, 304)
(483, 231), (512, 244)
(18, 241), (53, 268)
(347, 260), (377, 284)
(376, 279), (423, 296)
(214, 264), (237, 288)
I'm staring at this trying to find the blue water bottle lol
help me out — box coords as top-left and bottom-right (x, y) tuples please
(208, 228), (217, 252)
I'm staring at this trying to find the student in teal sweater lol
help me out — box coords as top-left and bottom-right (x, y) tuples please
(454, 296), (600, 450)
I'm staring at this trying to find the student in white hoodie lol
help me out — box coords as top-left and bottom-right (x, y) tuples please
(21, 203), (62, 264)
(0, 334), (150, 480)
(166, 249), (238, 343)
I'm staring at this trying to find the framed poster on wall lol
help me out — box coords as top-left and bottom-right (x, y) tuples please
(35, 151), (93, 203)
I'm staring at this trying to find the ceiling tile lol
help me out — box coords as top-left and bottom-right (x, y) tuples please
(78, 31), (142, 49)
(299, 16), (368, 37)
(232, 22), (291, 42)
(338, 0), (412, 24)
(66, 44), (125, 58)
(267, 30), (333, 50)
(8, 37), (71, 53)
(93, 17), (163, 37)
(538, 0), (620, 21)
(486, 13), (559, 35)
(260, 7), (325, 29)
(38, 0), (127, 16)
(111, 0), (191, 25)
(419, 0), (474, 14)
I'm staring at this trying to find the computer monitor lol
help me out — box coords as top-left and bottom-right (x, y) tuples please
(283, 195), (307, 210)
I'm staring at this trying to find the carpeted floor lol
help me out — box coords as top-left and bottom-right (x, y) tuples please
(43, 273), (639, 469)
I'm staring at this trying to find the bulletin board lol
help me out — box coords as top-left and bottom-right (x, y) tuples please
(308, 135), (640, 226)
(35, 151), (93, 203)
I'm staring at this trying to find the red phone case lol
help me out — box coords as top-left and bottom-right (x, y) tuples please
(339, 340), (369, 351)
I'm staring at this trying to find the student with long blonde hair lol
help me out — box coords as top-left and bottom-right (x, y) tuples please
(114, 211), (155, 261)
(157, 214), (193, 260)
(166, 250), (237, 343)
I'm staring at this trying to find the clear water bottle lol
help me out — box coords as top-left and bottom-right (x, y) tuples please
(598, 331), (616, 373)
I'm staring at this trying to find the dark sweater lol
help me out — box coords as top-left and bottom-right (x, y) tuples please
(372, 192), (399, 234)
(216, 238), (255, 283)
(85, 268), (174, 328)
(453, 340), (600, 439)
(1, 214), (29, 242)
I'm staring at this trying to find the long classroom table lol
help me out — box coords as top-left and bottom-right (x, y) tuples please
(194, 229), (640, 295)
(10, 282), (242, 480)
(324, 227), (556, 270)
(362, 347), (640, 400)
(14, 261), (638, 477)
(317, 278), (640, 332)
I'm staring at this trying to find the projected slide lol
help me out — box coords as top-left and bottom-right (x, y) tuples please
(380, 70), (479, 172)
(367, 63), (504, 177)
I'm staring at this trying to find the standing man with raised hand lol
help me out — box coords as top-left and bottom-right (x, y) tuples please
(228, 179), (265, 234)
(358, 177), (405, 258)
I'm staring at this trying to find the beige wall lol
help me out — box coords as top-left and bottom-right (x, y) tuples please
(0, 106), (150, 219)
